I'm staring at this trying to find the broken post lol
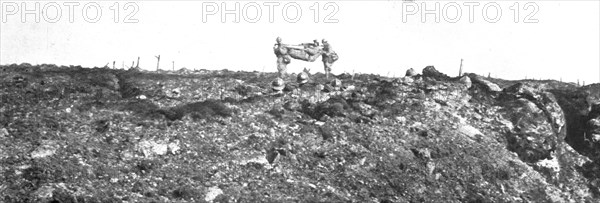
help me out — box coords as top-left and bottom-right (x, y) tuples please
(136, 57), (140, 68)
(155, 55), (161, 71)
(172, 61), (175, 71)
(459, 59), (463, 77)
(131, 61), (135, 69)
(113, 61), (115, 69)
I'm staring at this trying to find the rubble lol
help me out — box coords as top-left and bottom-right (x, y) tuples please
(1, 63), (599, 202)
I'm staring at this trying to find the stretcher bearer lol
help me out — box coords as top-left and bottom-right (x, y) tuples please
(321, 39), (339, 79)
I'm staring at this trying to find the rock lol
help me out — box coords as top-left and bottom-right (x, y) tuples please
(459, 76), (472, 89)
(129, 66), (142, 72)
(31, 140), (58, 159)
(168, 140), (181, 154)
(33, 185), (55, 202)
(426, 161), (436, 175)
(319, 125), (336, 140)
(322, 84), (335, 93)
(470, 74), (501, 92)
(502, 83), (565, 133)
(0, 128), (8, 138)
(331, 78), (342, 88)
(266, 147), (279, 164)
(399, 76), (414, 85)
(396, 116), (407, 124)
(422, 66), (450, 81)
(354, 102), (377, 117)
(343, 85), (356, 91)
(136, 95), (147, 100)
(590, 102), (600, 117)
(315, 84), (324, 91)
(411, 148), (431, 160)
(284, 83), (297, 92)
(498, 83), (567, 163)
(205, 186), (223, 202)
(177, 67), (193, 74)
(457, 124), (483, 140)
(136, 140), (179, 157)
(499, 98), (557, 163)
(89, 73), (120, 91)
(405, 68), (417, 77)
(166, 88), (181, 98)
(283, 100), (301, 111)
(9, 74), (28, 88)
(534, 158), (560, 178)
(95, 119), (111, 133)
(234, 84), (262, 97)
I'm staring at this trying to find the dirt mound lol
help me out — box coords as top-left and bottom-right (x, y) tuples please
(1, 63), (600, 202)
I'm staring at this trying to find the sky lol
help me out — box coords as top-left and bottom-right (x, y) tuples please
(0, 1), (599, 84)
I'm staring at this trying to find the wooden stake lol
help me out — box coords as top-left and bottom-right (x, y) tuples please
(155, 55), (161, 71)
(459, 59), (463, 77)
(113, 61), (115, 69)
(136, 57), (140, 68)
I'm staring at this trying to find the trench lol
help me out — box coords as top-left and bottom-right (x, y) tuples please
(548, 89), (592, 157)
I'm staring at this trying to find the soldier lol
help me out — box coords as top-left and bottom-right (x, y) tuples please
(321, 39), (339, 79)
(274, 37), (291, 78)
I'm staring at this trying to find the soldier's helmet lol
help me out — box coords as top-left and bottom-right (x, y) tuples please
(297, 72), (309, 84)
(272, 78), (285, 91)
(276, 37), (282, 43)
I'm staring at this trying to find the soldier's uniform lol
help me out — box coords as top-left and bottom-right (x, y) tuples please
(274, 37), (291, 78)
(321, 40), (339, 78)
(274, 37), (338, 79)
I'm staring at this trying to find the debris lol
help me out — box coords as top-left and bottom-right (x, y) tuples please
(459, 75), (472, 89)
(205, 186), (223, 202)
(405, 68), (417, 77)
(470, 74), (501, 92)
(0, 128), (8, 138)
(31, 141), (58, 159)
(422, 66), (450, 81)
